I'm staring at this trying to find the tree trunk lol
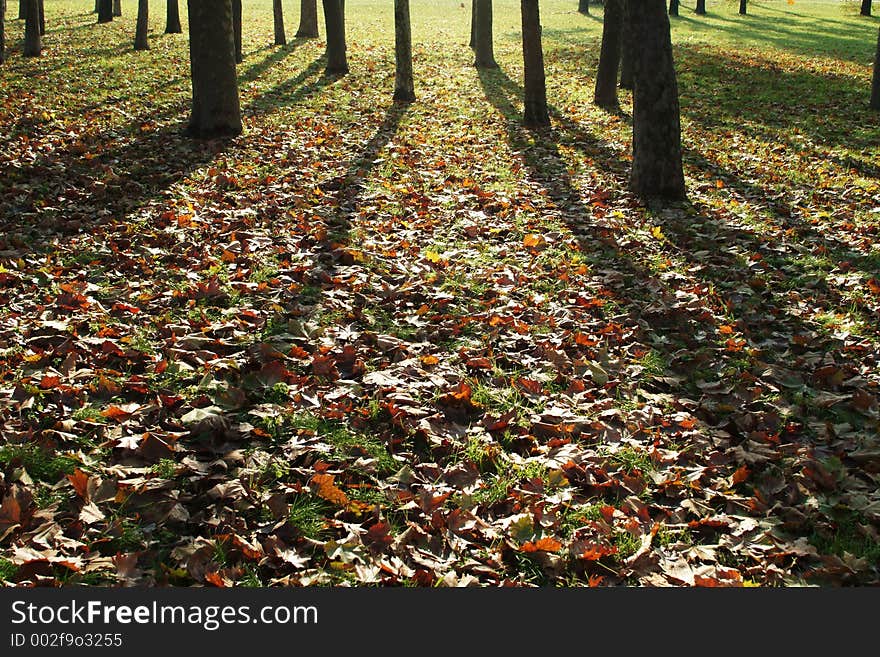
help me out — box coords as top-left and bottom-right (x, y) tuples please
(738, 0), (746, 15)
(165, 0), (181, 33)
(578, 0), (589, 15)
(594, 0), (622, 109)
(98, 0), (112, 23)
(37, 0), (42, 34)
(393, 0), (415, 102)
(473, 0), (497, 68)
(94, 0), (99, 12)
(1, 0), (6, 64)
(273, 0), (286, 45)
(871, 28), (880, 110)
(18, 0), (23, 20)
(233, 0), (242, 62)
(861, 0), (872, 17)
(521, 0), (549, 126)
(296, 0), (318, 37)
(323, 0), (347, 74)
(619, 10), (633, 90)
(626, 0), (685, 201)
(186, 0), (242, 137)
(668, 0), (678, 17)
(113, 0), (121, 16)
(23, 0), (39, 55)
(470, 0), (476, 48)
(134, 0), (149, 50)
(695, 0), (706, 15)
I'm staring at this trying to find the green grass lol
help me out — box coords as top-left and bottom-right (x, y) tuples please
(0, 444), (79, 483)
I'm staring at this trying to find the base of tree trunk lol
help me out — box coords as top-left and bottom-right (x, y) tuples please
(392, 89), (415, 103)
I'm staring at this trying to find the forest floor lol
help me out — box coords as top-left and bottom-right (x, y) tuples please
(1, 0), (879, 587)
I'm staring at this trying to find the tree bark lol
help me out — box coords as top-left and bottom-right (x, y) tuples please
(134, 0), (149, 50)
(668, 0), (678, 17)
(1, 0), (6, 64)
(393, 0), (415, 102)
(738, 0), (746, 15)
(166, 0), (181, 33)
(626, 0), (685, 201)
(296, 0), (318, 37)
(233, 0), (242, 62)
(186, 0), (242, 137)
(871, 28), (880, 110)
(113, 0), (121, 17)
(323, 0), (347, 74)
(578, 0), (589, 15)
(619, 7), (633, 90)
(94, 0), (99, 12)
(18, 0), (23, 20)
(98, 0), (112, 23)
(273, 0), (286, 45)
(861, 0), (872, 17)
(695, 0), (706, 15)
(23, 0), (39, 55)
(594, 0), (622, 109)
(473, 0), (497, 68)
(37, 0), (42, 34)
(521, 0), (549, 126)
(470, 0), (476, 48)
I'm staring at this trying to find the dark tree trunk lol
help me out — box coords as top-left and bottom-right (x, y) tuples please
(594, 0), (622, 109)
(233, 0), (242, 62)
(98, 0), (112, 23)
(23, 0), (39, 55)
(619, 11), (633, 90)
(322, 0), (347, 74)
(94, 0), (99, 12)
(273, 0), (286, 45)
(521, 0), (549, 126)
(626, 0), (685, 201)
(113, 0), (121, 17)
(470, 0), (476, 48)
(393, 0), (415, 102)
(165, 0), (181, 33)
(186, 0), (242, 137)
(37, 0), (42, 35)
(871, 28), (880, 110)
(18, 0), (23, 20)
(134, 0), (149, 50)
(668, 0), (678, 17)
(739, 0), (746, 15)
(473, 0), (497, 68)
(1, 0), (6, 64)
(861, 0), (872, 17)
(296, 0), (318, 37)
(578, 0), (589, 15)
(695, 0), (706, 15)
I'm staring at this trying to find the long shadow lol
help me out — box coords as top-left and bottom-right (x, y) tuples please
(243, 55), (335, 114)
(238, 39), (307, 85)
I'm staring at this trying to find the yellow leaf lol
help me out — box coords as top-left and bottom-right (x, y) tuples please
(424, 249), (443, 263)
(650, 226), (665, 241)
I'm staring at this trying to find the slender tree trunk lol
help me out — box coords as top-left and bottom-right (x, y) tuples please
(861, 0), (872, 17)
(322, 0), (347, 74)
(113, 0), (121, 16)
(619, 12), (633, 90)
(473, 0), (497, 68)
(595, 0), (622, 109)
(165, 0), (181, 33)
(273, 0), (286, 45)
(521, 0), (549, 126)
(23, 0), (39, 55)
(695, 0), (706, 15)
(98, 0), (112, 23)
(626, 0), (685, 201)
(578, 0), (589, 15)
(233, 0), (242, 62)
(296, 0), (318, 37)
(186, 0), (242, 137)
(18, 0), (23, 20)
(393, 0), (415, 102)
(668, 0), (678, 17)
(739, 0), (746, 15)
(470, 0), (476, 48)
(1, 0), (6, 64)
(37, 0), (42, 34)
(134, 0), (149, 50)
(871, 28), (880, 110)
(94, 0), (99, 12)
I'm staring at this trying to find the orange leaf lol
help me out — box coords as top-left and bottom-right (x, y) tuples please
(718, 325), (735, 335)
(39, 375), (61, 389)
(523, 233), (546, 248)
(68, 468), (89, 500)
(310, 474), (349, 506)
(732, 465), (750, 486)
(420, 355), (439, 366)
(521, 536), (563, 553)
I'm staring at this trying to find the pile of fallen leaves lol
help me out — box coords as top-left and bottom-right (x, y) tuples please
(0, 2), (878, 587)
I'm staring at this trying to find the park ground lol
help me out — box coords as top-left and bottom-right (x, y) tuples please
(0, 0), (879, 586)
